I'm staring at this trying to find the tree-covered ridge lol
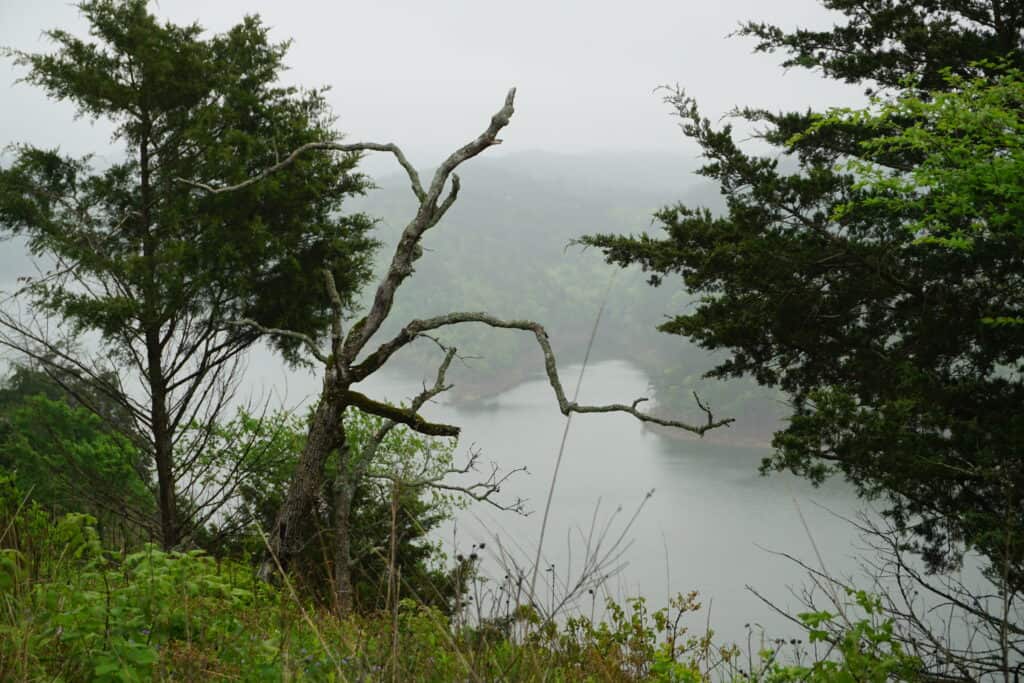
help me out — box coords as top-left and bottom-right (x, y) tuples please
(355, 153), (784, 441)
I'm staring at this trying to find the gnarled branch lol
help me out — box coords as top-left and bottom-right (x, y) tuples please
(354, 346), (459, 463)
(353, 312), (734, 436)
(344, 388), (460, 437)
(178, 141), (426, 201)
(339, 88), (517, 363)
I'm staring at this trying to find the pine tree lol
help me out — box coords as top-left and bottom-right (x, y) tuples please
(584, 0), (1024, 581)
(0, 0), (377, 547)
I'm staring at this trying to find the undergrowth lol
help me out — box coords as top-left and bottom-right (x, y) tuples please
(0, 477), (922, 682)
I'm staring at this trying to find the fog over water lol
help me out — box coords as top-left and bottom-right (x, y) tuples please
(1, 0), (889, 648)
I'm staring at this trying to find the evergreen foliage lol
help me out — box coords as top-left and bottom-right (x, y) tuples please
(584, 0), (1024, 579)
(0, 0), (377, 546)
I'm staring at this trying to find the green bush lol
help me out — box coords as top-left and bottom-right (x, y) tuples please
(761, 590), (922, 683)
(0, 478), (928, 681)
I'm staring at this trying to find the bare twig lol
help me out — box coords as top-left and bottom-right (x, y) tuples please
(368, 447), (527, 514)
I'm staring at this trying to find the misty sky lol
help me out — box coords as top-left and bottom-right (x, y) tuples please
(0, 0), (866, 169)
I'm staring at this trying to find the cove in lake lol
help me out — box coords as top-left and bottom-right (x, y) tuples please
(351, 359), (870, 645)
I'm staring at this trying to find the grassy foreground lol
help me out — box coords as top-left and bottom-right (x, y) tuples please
(0, 489), (920, 681)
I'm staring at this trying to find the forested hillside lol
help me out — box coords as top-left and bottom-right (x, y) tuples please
(356, 151), (783, 442)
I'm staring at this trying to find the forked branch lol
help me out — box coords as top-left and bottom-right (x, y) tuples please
(340, 88), (517, 362)
(354, 312), (735, 436)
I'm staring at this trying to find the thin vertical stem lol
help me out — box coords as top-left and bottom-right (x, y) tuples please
(528, 274), (616, 603)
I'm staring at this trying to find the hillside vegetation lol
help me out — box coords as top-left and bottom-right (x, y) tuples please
(355, 151), (784, 444)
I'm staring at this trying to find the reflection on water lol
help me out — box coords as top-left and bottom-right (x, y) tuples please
(353, 359), (868, 645)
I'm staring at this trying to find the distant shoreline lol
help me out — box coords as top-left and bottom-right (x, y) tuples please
(421, 359), (777, 451)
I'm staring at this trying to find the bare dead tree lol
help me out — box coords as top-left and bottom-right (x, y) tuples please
(187, 88), (733, 611)
(327, 344), (523, 612)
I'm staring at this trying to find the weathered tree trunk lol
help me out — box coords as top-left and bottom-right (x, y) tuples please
(146, 319), (178, 549)
(140, 123), (181, 550)
(332, 439), (355, 616)
(137, 273), (179, 551)
(148, 360), (178, 549)
(261, 385), (347, 579)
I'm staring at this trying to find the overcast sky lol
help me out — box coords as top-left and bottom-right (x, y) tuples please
(0, 0), (865, 170)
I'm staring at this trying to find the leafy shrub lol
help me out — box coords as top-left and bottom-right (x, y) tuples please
(761, 590), (922, 682)
(0, 480), (927, 681)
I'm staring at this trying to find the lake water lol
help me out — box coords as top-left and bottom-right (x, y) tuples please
(340, 358), (869, 645)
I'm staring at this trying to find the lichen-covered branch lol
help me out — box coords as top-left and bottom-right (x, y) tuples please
(353, 347), (457, 467)
(354, 312), (735, 436)
(322, 270), (345, 353)
(344, 389), (460, 437)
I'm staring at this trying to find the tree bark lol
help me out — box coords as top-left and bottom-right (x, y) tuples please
(332, 440), (355, 616)
(140, 119), (180, 550)
(261, 384), (347, 579)
(147, 332), (178, 549)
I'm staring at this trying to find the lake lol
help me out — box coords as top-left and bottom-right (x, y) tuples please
(260, 355), (870, 646)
